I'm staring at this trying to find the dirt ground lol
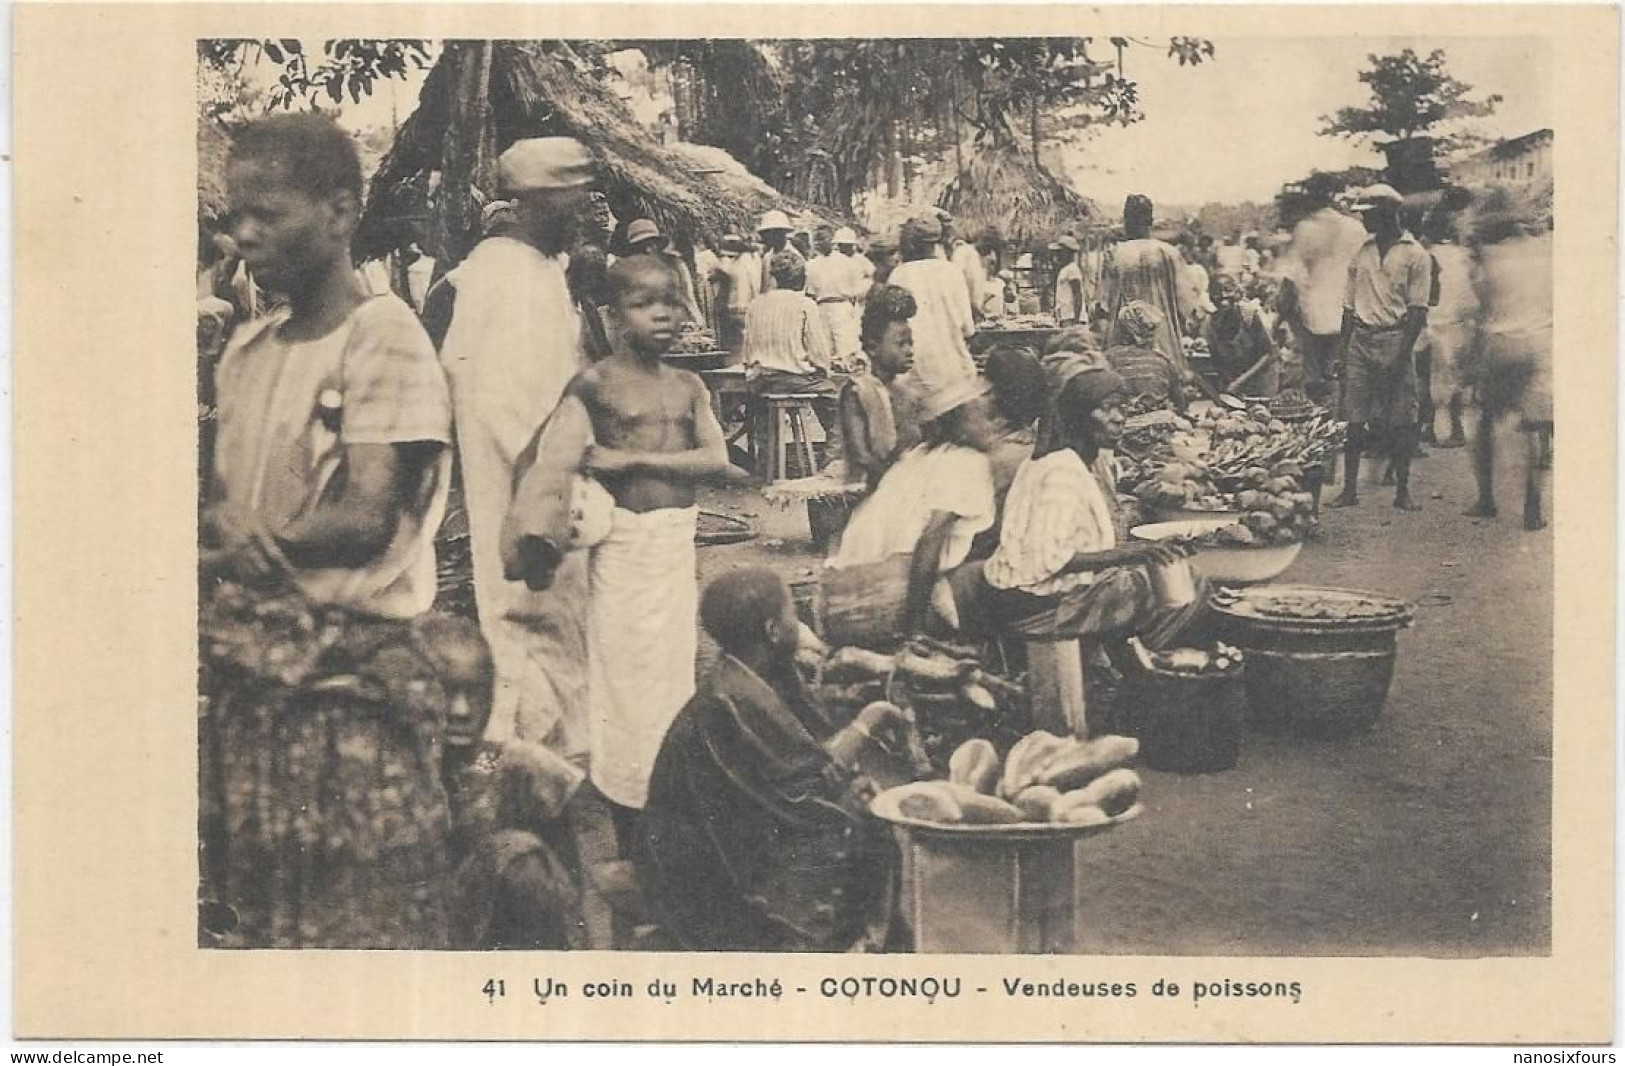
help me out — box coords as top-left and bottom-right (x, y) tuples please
(687, 421), (1554, 957)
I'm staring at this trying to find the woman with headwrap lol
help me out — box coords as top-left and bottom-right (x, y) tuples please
(954, 358), (1209, 734)
(1104, 300), (1187, 413)
(1101, 195), (1190, 372)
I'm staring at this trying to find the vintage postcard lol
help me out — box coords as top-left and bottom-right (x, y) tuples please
(11, 1), (1618, 1044)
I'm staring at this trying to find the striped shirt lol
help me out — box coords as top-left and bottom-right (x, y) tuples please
(743, 289), (832, 376)
(984, 450), (1116, 596)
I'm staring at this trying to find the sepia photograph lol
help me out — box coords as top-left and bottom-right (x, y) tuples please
(193, 31), (1560, 958)
(11, 0), (1617, 1044)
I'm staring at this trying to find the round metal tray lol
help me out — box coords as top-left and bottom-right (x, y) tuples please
(1210, 584), (1414, 633)
(869, 789), (1143, 840)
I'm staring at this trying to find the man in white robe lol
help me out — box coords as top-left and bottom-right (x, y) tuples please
(438, 137), (596, 763)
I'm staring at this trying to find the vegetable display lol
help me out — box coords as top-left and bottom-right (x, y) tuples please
(1118, 403), (1346, 541)
(817, 637), (1031, 777)
(881, 731), (1143, 827)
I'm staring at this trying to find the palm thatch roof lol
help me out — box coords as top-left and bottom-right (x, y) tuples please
(357, 40), (811, 265)
(197, 115), (232, 224)
(935, 144), (1097, 247)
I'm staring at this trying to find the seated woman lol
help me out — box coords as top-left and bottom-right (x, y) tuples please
(825, 376), (998, 634)
(633, 568), (909, 952)
(966, 358), (1206, 734)
(1103, 300), (1187, 414)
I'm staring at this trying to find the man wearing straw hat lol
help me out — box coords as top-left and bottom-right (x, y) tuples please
(1328, 183), (1432, 512)
(439, 136), (597, 763)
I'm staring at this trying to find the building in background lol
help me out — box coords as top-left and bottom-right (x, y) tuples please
(1449, 128), (1554, 187)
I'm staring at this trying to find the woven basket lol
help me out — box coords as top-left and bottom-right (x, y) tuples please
(1240, 643), (1398, 737)
(818, 555), (912, 649)
(1120, 664), (1246, 774)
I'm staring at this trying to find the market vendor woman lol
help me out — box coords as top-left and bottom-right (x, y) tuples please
(969, 358), (1207, 733)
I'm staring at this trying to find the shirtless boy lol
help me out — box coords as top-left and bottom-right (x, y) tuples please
(560, 256), (731, 848)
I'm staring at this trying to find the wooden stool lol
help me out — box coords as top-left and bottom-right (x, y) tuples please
(755, 393), (822, 482)
(1025, 638), (1089, 739)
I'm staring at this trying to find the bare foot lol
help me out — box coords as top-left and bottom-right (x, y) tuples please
(1463, 501), (1498, 518)
(1523, 511), (1547, 531)
(1394, 495), (1423, 512)
(1328, 493), (1360, 509)
(1436, 435), (1466, 449)
(1381, 468), (1396, 486)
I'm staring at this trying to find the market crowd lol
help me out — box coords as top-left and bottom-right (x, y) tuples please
(197, 111), (1553, 953)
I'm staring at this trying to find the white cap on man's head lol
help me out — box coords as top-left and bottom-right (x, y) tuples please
(758, 209), (793, 233)
(1352, 183), (1404, 211)
(498, 137), (596, 194)
(833, 226), (858, 246)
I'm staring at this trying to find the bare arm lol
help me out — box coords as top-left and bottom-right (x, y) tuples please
(903, 511), (957, 631)
(277, 441), (440, 569)
(839, 386), (880, 487)
(1397, 305), (1429, 361)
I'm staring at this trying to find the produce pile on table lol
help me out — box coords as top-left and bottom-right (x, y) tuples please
(882, 731), (1142, 827)
(816, 637), (1031, 778)
(980, 314), (1057, 331)
(1117, 403), (1346, 538)
(670, 325), (720, 354)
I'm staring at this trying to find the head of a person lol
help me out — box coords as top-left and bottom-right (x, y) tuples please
(813, 225), (835, 257)
(567, 242), (611, 308)
(604, 255), (685, 355)
(901, 215), (944, 261)
(758, 210), (792, 251)
(1212, 271), (1246, 311)
(1116, 300), (1165, 349)
(1058, 234), (1081, 261)
(624, 218), (666, 257)
(867, 233), (901, 279)
(976, 227), (1004, 256)
(1054, 362), (1130, 455)
(1123, 194), (1155, 239)
(939, 213), (958, 248)
(918, 378), (996, 453)
(983, 346), (1047, 431)
(860, 283), (917, 380)
(1043, 325), (1101, 360)
(409, 612), (495, 755)
(226, 112), (363, 297)
(788, 230), (811, 258)
(700, 567), (801, 668)
(769, 250), (807, 292)
(1354, 184), (1404, 236)
(498, 137), (597, 256)
(834, 227), (859, 255)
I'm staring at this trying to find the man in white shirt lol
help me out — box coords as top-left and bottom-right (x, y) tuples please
(1054, 235), (1085, 325)
(1328, 184), (1432, 512)
(950, 227), (990, 320)
(886, 214), (980, 391)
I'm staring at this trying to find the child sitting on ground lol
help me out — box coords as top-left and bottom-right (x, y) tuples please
(506, 256), (731, 852)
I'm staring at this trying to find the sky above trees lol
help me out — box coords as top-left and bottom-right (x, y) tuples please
(247, 35), (1552, 214)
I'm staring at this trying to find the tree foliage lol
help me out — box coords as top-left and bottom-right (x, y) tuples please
(198, 39), (432, 111)
(639, 37), (1213, 213)
(1319, 48), (1501, 152)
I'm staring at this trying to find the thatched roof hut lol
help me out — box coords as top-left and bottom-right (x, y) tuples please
(936, 144), (1097, 248)
(358, 40), (809, 265)
(197, 115), (232, 224)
